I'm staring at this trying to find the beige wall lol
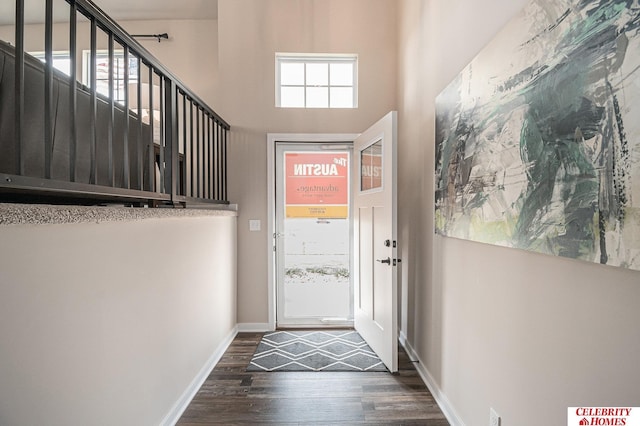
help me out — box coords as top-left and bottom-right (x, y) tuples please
(0, 215), (237, 425)
(397, 0), (640, 425)
(216, 0), (398, 324)
(118, 19), (219, 108)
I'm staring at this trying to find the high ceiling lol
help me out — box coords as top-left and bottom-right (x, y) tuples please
(0, 0), (218, 25)
(92, 0), (218, 21)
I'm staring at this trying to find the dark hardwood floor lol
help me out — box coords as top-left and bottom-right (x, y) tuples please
(178, 332), (450, 425)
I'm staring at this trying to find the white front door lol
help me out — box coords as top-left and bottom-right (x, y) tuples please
(353, 111), (398, 372)
(274, 143), (353, 327)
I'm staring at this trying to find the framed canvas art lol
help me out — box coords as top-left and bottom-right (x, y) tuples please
(435, 0), (640, 270)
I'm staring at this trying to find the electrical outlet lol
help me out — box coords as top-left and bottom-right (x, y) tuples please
(490, 408), (501, 426)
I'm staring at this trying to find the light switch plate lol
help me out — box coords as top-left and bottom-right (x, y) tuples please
(249, 219), (261, 231)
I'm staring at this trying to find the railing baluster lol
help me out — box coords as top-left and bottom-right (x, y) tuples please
(44, 0), (53, 179)
(158, 74), (164, 193)
(202, 113), (207, 199)
(211, 117), (220, 200)
(147, 65), (154, 192)
(199, 108), (204, 199)
(136, 57), (143, 191)
(203, 111), (206, 198)
(107, 32), (114, 186)
(123, 45), (130, 189)
(214, 117), (218, 200)
(14, 0), (24, 176)
(189, 100), (195, 197)
(204, 114), (213, 198)
(195, 106), (200, 198)
(216, 120), (222, 200)
(69, 0), (77, 182)
(89, 17), (97, 184)
(182, 93), (187, 196)
(223, 126), (228, 201)
(165, 79), (178, 201)
(212, 118), (217, 200)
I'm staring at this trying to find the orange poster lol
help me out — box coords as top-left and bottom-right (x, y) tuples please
(285, 152), (349, 218)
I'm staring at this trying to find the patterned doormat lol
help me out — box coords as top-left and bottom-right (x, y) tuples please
(246, 330), (387, 372)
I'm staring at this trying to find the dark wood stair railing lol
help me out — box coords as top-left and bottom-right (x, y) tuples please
(0, 0), (230, 207)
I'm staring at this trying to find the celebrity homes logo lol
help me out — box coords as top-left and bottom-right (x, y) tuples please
(568, 407), (640, 425)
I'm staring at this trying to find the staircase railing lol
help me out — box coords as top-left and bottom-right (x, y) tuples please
(0, 0), (230, 206)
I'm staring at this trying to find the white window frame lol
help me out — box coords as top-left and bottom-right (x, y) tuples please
(275, 53), (358, 109)
(82, 49), (139, 104)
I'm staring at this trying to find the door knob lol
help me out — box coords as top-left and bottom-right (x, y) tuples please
(376, 257), (391, 265)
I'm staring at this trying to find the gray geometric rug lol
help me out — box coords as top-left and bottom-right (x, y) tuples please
(246, 330), (387, 372)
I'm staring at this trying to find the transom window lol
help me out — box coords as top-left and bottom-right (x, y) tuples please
(276, 53), (358, 108)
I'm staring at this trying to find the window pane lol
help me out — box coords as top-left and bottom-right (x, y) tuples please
(281, 62), (304, 85)
(281, 87), (305, 107)
(361, 140), (382, 191)
(330, 87), (353, 108)
(306, 87), (328, 108)
(306, 63), (328, 86)
(330, 63), (353, 86)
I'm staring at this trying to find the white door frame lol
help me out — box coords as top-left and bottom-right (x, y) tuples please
(267, 133), (359, 331)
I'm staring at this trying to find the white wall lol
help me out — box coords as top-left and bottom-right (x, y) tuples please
(215, 0), (398, 325)
(0, 215), (237, 425)
(397, 1), (640, 425)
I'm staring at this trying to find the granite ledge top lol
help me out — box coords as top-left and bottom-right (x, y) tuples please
(0, 203), (237, 226)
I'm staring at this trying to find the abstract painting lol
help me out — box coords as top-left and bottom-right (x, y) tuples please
(435, 0), (640, 270)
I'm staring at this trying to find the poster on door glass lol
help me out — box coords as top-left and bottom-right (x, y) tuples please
(285, 152), (349, 218)
(360, 140), (382, 191)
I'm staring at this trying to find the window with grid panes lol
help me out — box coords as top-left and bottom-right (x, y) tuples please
(276, 54), (357, 108)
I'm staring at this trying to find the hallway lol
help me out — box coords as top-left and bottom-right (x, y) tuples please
(178, 333), (449, 425)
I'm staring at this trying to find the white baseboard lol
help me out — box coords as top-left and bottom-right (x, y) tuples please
(161, 325), (239, 426)
(237, 322), (272, 332)
(399, 331), (465, 426)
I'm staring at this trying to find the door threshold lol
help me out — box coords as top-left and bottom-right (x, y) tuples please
(276, 320), (354, 330)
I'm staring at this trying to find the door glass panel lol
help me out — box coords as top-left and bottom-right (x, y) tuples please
(277, 149), (352, 323)
(360, 139), (382, 191)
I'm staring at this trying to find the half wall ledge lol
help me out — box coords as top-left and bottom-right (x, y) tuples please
(0, 202), (237, 226)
